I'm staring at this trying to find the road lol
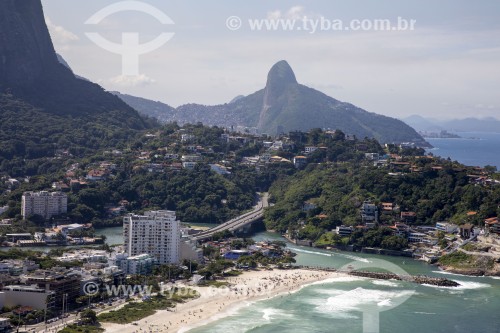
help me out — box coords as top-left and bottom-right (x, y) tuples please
(191, 192), (269, 241)
(24, 299), (128, 333)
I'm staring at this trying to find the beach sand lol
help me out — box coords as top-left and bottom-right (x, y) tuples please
(102, 268), (345, 333)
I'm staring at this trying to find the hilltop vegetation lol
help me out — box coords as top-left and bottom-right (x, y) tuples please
(264, 133), (500, 244)
(0, 122), (295, 226)
(0, 0), (155, 175)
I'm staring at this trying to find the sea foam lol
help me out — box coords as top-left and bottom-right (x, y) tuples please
(422, 280), (491, 290)
(371, 280), (400, 287)
(316, 287), (415, 317)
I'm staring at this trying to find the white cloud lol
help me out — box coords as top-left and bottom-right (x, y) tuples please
(109, 74), (156, 87)
(286, 6), (305, 20)
(45, 17), (79, 44)
(267, 6), (319, 20)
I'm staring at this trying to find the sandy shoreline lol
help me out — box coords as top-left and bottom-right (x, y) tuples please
(102, 269), (346, 333)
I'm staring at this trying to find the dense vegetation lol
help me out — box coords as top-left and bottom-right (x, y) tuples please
(0, 94), (156, 176)
(267, 162), (500, 233)
(438, 251), (494, 271)
(1, 90), (499, 246)
(0, 120), (295, 226)
(264, 130), (500, 246)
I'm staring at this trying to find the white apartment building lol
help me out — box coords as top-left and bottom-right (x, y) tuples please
(120, 254), (156, 275)
(123, 210), (180, 264)
(21, 191), (67, 219)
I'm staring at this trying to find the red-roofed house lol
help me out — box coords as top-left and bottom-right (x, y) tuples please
(401, 211), (417, 223)
(485, 217), (499, 234)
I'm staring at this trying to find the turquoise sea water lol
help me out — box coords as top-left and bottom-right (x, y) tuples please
(188, 232), (500, 333)
(427, 132), (500, 169)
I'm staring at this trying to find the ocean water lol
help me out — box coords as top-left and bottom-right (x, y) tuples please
(426, 132), (500, 169)
(188, 232), (500, 333)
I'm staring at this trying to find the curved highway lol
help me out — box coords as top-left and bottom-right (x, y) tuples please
(192, 193), (269, 241)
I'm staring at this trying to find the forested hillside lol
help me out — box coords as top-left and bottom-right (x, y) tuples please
(265, 155), (500, 241)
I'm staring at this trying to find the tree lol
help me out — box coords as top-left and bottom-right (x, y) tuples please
(237, 255), (257, 268)
(484, 165), (497, 173)
(380, 236), (408, 251)
(80, 309), (98, 325)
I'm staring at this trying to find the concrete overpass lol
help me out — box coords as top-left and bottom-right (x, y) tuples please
(191, 193), (269, 242)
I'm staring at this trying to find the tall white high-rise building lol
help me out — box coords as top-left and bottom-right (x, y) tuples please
(21, 191), (67, 219)
(123, 210), (180, 264)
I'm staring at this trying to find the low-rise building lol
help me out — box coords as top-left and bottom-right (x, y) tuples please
(180, 239), (204, 263)
(181, 134), (195, 143)
(435, 222), (458, 234)
(381, 202), (394, 214)
(21, 269), (81, 307)
(5, 178), (19, 190)
(55, 250), (108, 263)
(223, 250), (250, 260)
(408, 232), (426, 243)
(120, 254), (156, 275)
(0, 317), (10, 331)
(365, 153), (380, 161)
(335, 225), (353, 236)
(0, 285), (55, 310)
(361, 201), (378, 223)
(269, 156), (291, 163)
(304, 146), (318, 154)
(459, 224), (475, 239)
(293, 156), (307, 169)
(0, 206), (9, 215)
(210, 164), (231, 175)
(181, 155), (201, 162)
(485, 217), (499, 234)
(85, 169), (109, 181)
(182, 161), (197, 170)
(401, 211), (417, 223)
(391, 223), (410, 237)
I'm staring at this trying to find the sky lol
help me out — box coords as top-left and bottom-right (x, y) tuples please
(41, 0), (500, 120)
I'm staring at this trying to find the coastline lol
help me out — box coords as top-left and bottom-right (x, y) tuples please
(101, 268), (345, 333)
(437, 264), (500, 277)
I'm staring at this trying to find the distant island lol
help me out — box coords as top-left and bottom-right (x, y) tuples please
(420, 130), (462, 139)
(403, 115), (500, 133)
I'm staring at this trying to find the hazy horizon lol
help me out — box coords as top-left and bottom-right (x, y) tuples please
(41, 0), (500, 120)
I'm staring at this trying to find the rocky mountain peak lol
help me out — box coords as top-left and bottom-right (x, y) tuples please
(0, 0), (68, 89)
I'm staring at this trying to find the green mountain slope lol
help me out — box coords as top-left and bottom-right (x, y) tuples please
(265, 159), (500, 240)
(111, 92), (177, 124)
(0, 0), (156, 173)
